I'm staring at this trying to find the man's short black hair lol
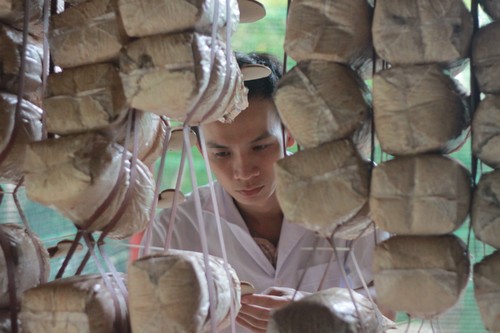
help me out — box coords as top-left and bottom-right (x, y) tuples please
(235, 52), (283, 100)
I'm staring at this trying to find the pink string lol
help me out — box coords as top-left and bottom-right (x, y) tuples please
(183, 127), (218, 333)
(141, 119), (172, 256)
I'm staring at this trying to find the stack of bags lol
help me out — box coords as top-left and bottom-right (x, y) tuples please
(274, 0), (374, 240)
(0, 0), (44, 185)
(0, 2), (47, 330)
(115, 0), (247, 124)
(370, 0), (473, 320)
(271, 0), (390, 330)
(20, 0), (251, 332)
(471, 2), (500, 331)
(24, 0), (158, 242)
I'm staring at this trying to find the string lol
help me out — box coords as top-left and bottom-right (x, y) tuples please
(82, 233), (129, 333)
(198, 126), (237, 332)
(141, 119), (172, 256)
(41, 0), (51, 140)
(164, 140), (187, 250)
(183, 127), (218, 333)
(328, 236), (365, 333)
(467, 0), (480, 251)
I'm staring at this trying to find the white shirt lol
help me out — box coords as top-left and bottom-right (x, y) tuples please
(148, 182), (383, 332)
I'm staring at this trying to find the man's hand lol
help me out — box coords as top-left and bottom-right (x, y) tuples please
(236, 287), (307, 333)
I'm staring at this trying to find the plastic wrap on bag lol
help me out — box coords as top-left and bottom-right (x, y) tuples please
(20, 274), (127, 333)
(119, 32), (247, 124)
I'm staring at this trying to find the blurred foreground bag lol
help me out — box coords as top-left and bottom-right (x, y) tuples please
(0, 0), (43, 29)
(268, 288), (394, 333)
(20, 274), (128, 333)
(129, 250), (241, 333)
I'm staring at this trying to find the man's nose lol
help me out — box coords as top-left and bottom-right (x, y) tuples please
(233, 155), (259, 180)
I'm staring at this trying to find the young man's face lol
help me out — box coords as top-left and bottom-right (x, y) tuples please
(201, 97), (294, 210)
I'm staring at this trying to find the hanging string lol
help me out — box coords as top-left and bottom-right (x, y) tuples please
(466, 0), (480, 251)
(198, 126), (238, 333)
(183, 127), (218, 333)
(41, 0), (51, 140)
(81, 233), (129, 333)
(141, 118), (172, 256)
(164, 141), (187, 250)
(327, 236), (365, 333)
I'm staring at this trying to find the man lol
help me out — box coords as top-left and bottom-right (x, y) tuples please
(149, 52), (383, 332)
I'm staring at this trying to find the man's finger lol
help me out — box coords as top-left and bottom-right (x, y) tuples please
(241, 293), (291, 309)
(238, 303), (272, 321)
(236, 310), (269, 332)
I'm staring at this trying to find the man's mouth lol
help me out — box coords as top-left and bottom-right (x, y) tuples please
(238, 186), (264, 197)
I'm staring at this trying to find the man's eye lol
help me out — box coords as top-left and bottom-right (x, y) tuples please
(254, 144), (271, 151)
(214, 151), (231, 158)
